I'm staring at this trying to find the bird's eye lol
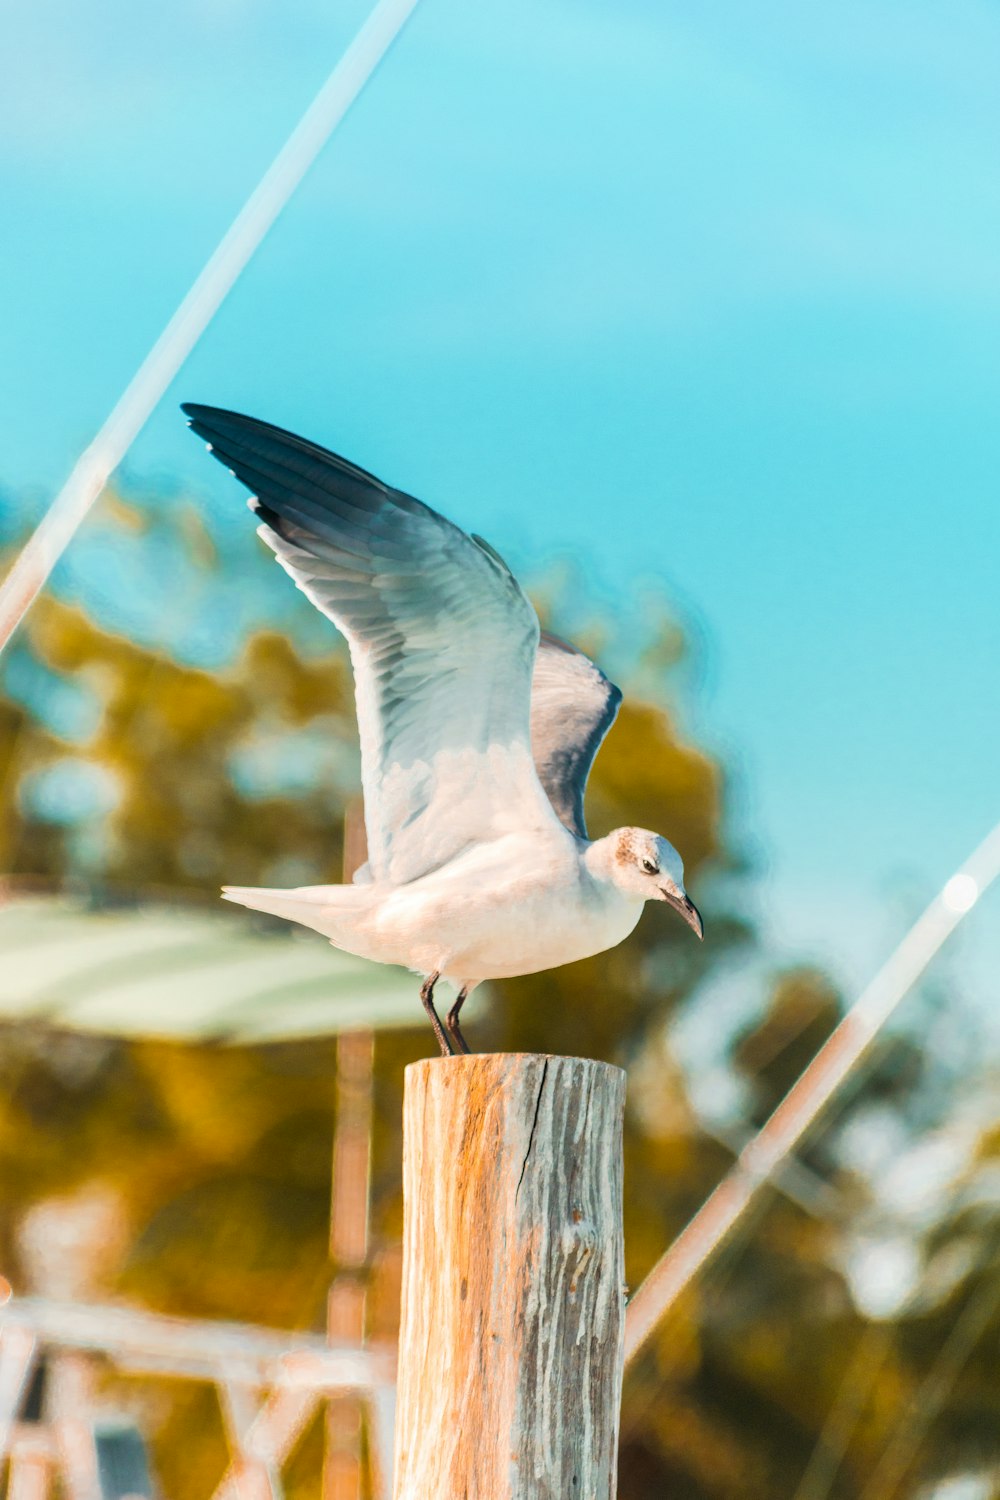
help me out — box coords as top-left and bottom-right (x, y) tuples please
(642, 859), (659, 875)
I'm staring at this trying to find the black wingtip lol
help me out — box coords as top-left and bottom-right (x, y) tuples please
(181, 403), (260, 457)
(179, 404), (395, 506)
(181, 401), (257, 432)
(181, 400), (239, 431)
(180, 400), (211, 423)
(180, 401), (220, 440)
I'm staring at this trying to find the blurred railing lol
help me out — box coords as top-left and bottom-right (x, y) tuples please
(0, 1295), (396, 1499)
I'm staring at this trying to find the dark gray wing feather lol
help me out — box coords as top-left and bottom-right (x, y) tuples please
(530, 632), (622, 839)
(183, 404), (562, 884)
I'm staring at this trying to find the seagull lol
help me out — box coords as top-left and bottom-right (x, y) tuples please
(183, 405), (703, 1056)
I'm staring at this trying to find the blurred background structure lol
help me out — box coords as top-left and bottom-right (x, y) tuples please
(1, 3), (999, 1496)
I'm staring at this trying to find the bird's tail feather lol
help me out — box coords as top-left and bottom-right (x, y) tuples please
(222, 883), (374, 943)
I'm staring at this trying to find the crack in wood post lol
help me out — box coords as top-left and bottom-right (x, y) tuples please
(515, 1058), (549, 1202)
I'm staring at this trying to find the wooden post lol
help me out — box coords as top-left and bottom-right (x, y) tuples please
(393, 1054), (626, 1500)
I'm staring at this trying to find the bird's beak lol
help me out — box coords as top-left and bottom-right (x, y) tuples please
(661, 889), (704, 940)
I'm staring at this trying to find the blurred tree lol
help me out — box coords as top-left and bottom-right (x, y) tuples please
(0, 488), (995, 1498)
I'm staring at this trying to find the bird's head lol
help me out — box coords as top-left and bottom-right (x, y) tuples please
(607, 827), (703, 939)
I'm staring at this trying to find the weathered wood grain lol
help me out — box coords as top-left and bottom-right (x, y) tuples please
(393, 1053), (626, 1500)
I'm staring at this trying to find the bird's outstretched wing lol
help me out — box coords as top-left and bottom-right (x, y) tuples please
(531, 632), (622, 839)
(183, 404), (562, 885)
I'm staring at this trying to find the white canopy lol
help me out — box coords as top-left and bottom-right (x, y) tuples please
(0, 894), (423, 1043)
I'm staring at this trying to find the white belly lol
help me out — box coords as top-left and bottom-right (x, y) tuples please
(355, 833), (644, 986)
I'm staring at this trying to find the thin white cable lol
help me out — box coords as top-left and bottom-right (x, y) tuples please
(0, 0), (422, 655)
(624, 816), (1000, 1367)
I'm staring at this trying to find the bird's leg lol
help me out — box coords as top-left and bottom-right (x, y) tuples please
(420, 972), (454, 1057)
(446, 987), (472, 1055)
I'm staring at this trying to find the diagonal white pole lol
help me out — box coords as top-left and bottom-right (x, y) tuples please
(624, 816), (1000, 1368)
(0, 0), (422, 657)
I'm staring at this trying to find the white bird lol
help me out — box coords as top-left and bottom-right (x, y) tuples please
(183, 405), (703, 1055)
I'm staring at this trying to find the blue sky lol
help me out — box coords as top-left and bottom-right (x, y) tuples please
(2, 0), (998, 1015)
